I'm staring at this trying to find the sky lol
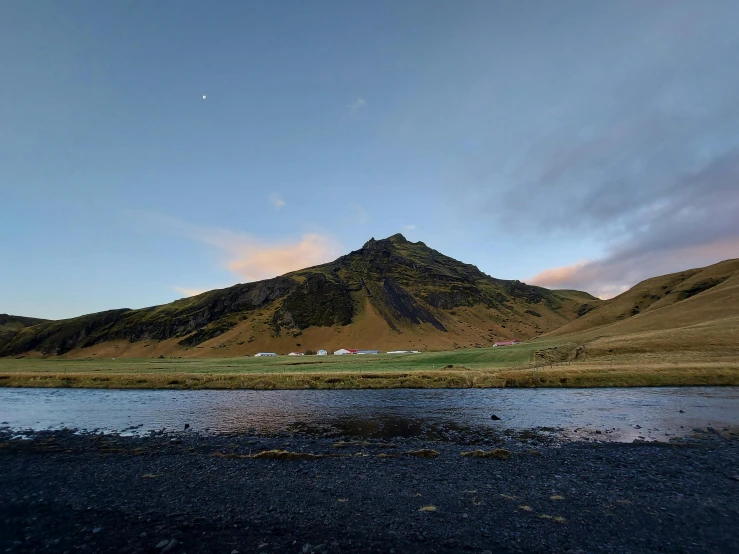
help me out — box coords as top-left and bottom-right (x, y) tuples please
(1, 1), (738, 320)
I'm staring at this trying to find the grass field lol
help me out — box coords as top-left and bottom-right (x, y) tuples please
(1, 339), (738, 389)
(0, 344), (544, 374)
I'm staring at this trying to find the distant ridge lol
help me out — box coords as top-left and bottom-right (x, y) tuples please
(0, 314), (49, 341)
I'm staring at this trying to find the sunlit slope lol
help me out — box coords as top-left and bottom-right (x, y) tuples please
(0, 234), (597, 358)
(546, 259), (739, 360)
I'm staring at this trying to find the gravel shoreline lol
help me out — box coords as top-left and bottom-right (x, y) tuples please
(1, 429), (738, 553)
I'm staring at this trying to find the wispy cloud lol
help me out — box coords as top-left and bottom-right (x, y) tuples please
(135, 213), (344, 283)
(173, 286), (211, 297)
(529, 236), (739, 299)
(403, 224), (416, 230)
(225, 233), (342, 281)
(347, 97), (367, 112)
(268, 193), (286, 210)
(528, 151), (739, 298)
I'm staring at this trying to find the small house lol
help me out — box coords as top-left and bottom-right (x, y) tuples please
(288, 352), (304, 356)
(333, 348), (354, 355)
(493, 340), (521, 347)
(317, 350), (328, 356)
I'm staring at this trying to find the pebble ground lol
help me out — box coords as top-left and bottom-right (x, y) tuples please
(1, 429), (737, 553)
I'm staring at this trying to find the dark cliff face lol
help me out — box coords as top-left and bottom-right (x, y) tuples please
(1, 277), (298, 355)
(273, 273), (355, 333)
(0, 234), (596, 356)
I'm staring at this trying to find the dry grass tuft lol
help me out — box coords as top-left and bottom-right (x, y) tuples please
(550, 495), (564, 501)
(460, 448), (511, 460)
(518, 505), (533, 511)
(377, 453), (397, 458)
(139, 474), (161, 479)
(249, 449), (326, 460)
(405, 449), (440, 458)
(419, 505), (437, 512)
(499, 494), (516, 500)
(213, 449), (329, 460)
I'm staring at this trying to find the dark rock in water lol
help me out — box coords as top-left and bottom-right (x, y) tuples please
(184, 423), (190, 430)
(491, 414), (501, 421)
(679, 410), (685, 413)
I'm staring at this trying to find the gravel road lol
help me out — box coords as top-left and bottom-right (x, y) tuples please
(1, 428), (737, 553)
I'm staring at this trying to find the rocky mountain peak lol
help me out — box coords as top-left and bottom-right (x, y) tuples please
(362, 233), (410, 251)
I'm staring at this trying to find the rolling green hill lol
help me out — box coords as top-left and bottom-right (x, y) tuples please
(0, 234), (598, 358)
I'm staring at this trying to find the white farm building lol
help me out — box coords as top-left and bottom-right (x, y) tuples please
(254, 352), (277, 357)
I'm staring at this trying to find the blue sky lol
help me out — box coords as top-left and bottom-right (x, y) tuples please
(2, 1), (738, 320)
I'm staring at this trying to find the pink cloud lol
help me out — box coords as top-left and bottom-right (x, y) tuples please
(224, 233), (342, 281)
(184, 224), (342, 282)
(528, 261), (588, 288)
(130, 212), (344, 287)
(173, 286), (211, 297)
(528, 237), (739, 299)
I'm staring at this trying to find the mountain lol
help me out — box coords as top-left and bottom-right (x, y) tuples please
(544, 258), (739, 361)
(0, 234), (597, 358)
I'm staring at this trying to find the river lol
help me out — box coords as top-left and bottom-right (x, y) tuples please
(1, 386), (737, 442)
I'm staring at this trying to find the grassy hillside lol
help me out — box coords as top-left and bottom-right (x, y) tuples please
(544, 259), (739, 363)
(0, 234), (598, 358)
(0, 314), (48, 344)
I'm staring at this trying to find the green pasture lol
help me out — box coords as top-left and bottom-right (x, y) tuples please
(0, 342), (556, 375)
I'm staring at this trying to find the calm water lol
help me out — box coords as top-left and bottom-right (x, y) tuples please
(1, 387), (737, 442)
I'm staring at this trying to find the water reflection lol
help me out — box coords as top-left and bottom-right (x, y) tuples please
(0, 387), (737, 442)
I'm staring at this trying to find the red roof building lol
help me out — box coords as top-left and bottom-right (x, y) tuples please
(493, 340), (521, 347)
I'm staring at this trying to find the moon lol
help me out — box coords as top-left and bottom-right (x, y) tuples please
(202, 95), (206, 100)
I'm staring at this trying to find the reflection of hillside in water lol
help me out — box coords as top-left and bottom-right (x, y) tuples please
(193, 390), (478, 438)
